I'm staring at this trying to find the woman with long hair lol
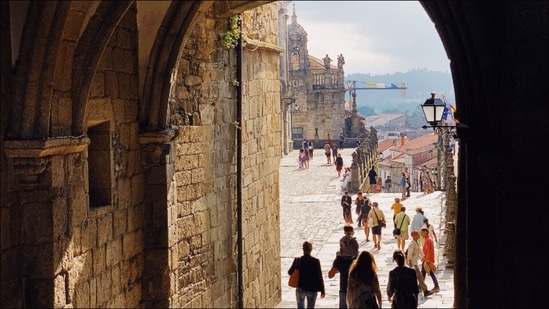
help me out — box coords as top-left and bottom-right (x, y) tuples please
(346, 251), (382, 308)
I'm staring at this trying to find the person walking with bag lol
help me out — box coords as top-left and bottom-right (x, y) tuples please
(394, 206), (410, 251)
(387, 250), (420, 308)
(288, 241), (326, 308)
(367, 202), (386, 250)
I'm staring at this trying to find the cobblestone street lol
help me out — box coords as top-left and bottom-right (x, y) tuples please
(277, 147), (454, 308)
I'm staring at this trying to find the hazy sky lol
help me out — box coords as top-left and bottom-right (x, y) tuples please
(290, 1), (450, 75)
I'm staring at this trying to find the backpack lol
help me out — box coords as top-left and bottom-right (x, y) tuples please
(339, 236), (359, 257)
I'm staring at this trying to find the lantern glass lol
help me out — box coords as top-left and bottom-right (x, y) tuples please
(422, 98), (445, 125)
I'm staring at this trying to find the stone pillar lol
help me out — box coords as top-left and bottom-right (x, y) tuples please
(139, 130), (175, 308)
(444, 142), (457, 268)
(3, 137), (89, 308)
(350, 152), (359, 192)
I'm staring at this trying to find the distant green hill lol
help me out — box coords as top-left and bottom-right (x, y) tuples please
(345, 68), (454, 117)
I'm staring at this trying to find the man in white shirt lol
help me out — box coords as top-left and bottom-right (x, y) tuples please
(406, 230), (433, 296)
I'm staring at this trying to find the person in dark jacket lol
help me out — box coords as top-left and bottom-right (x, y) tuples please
(288, 241), (326, 308)
(387, 250), (419, 308)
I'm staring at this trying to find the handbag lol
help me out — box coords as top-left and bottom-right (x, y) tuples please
(288, 257), (300, 288)
(393, 214), (407, 236)
(372, 209), (386, 228)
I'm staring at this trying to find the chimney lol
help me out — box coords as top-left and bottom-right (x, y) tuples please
(400, 135), (405, 146)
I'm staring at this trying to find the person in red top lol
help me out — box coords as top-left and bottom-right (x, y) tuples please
(420, 228), (440, 293)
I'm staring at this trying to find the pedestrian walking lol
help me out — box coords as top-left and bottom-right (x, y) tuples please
(288, 241), (326, 308)
(341, 191), (353, 224)
(354, 191), (367, 227)
(375, 176), (382, 193)
(360, 197), (372, 243)
(399, 171), (407, 200)
(421, 228), (440, 293)
(335, 153), (344, 177)
(394, 206), (410, 251)
(403, 167), (411, 197)
(338, 132), (345, 149)
(329, 227), (357, 309)
(367, 202), (386, 250)
(405, 231), (433, 297)
(387, 250), (420, 308)
(346, 251), (382, 308)
(367, 166), (377, 193)
(422, 217), (438, 245)
(324, 142), (332, 164)
(411, 208), (425, 246)
(328, 253), (355, 309)
(384, 176), (392, 193)
(338, 225), (359, 258)
(332, 145), (339, 165)
(303, 148), (310, 169)
(308, 140), (314, 159)
(298, 148), (304, 169)
(390, 197), (403, 227)
(302, 139), (309, 150)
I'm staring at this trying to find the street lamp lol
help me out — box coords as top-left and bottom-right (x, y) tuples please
(421, 92), (446, 127)
(421, 92), (459, 269)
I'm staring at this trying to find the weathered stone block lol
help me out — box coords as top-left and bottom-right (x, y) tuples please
(23, 202), (52, 243)
(96, 214), (113, 247)
(92, 245), (106, 277)
(106, 238), (122, 267)
(73, 281), (90, 308)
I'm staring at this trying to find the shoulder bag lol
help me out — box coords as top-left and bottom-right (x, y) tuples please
(393, 214), (407, 236)
(288, 257), (300, 288)
(373, 209), (386, 228)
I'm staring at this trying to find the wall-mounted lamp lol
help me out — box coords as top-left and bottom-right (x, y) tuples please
(293, 103), (299, 111)
(421, 92), (464, 138)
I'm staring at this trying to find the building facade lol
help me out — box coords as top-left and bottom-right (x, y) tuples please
(285, 6), (348, 149)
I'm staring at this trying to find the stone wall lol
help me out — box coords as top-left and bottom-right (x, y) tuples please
(71, 6), (145, 308)
(1, 2), (281, 308)
(166, 3), (282, 308)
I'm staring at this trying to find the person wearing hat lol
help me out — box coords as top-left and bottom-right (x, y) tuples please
(411, 208), (425, 232)
(420, 228), (440, 293)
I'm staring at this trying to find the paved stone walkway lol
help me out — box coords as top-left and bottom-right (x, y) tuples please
(277, 147), (455, 308)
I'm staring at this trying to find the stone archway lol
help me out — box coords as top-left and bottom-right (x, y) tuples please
(1, 1), (548, 308)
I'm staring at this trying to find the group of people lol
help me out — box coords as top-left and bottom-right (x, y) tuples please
(290, 193), (440, 308)
(298, 139), (314, 169)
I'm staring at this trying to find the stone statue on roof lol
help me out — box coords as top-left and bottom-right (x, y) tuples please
(323, 54), (332, 69)
(337, 54), (345, 69)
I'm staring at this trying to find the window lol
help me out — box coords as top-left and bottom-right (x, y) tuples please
(292, 127), (303, 140)
(87, 121), (112, 208)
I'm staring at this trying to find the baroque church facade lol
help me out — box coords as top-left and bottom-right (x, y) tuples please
(283, 5), (370, 150)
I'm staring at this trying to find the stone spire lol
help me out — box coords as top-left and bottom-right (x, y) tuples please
(291, 3), (297, 24)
